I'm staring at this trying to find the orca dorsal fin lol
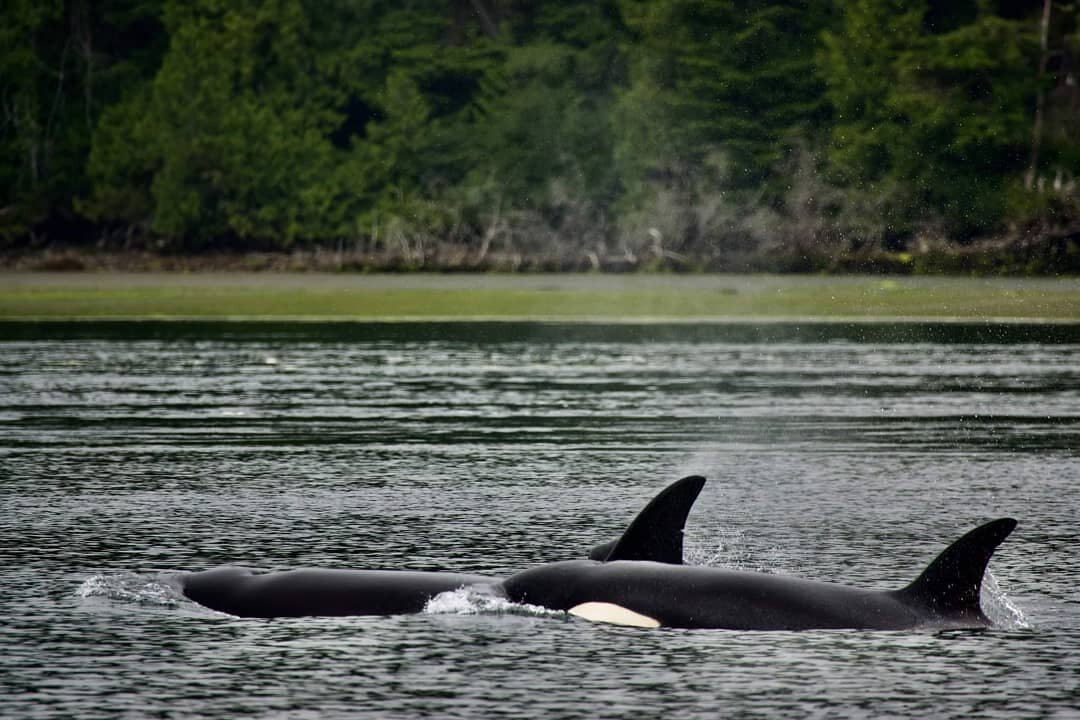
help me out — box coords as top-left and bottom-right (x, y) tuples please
(588, 475), (707, 564)
(897, 518), (1017, 621)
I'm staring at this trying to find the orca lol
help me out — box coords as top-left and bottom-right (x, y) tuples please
(499, 518), (1018, 630)
(171, 475), (706, 618)
(175, 566), (494, 618)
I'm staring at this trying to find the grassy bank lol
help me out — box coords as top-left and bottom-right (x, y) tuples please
(1, 273), (1078, 321)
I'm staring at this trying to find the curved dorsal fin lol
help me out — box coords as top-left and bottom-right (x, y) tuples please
(588, 475), (706, 564)
(896, 518), (1017, 621)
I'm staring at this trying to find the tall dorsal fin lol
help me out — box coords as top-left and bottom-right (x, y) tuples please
(588, 475), (706, 564)
(896, 518), (1017, 621)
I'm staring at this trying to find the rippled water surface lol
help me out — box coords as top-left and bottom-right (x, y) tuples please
(1, 321), (1077, 719)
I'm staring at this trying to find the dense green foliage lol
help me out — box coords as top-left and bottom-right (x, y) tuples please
(2, 0), (1079, 270)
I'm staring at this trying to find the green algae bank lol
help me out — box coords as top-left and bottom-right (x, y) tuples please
(1, 273), (1079, 321)
(0, 320), (1076, 718)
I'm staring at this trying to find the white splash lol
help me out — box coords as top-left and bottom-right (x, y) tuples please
(423, 585), (558, 617)
(76, 573), (183, 606)
(686, 535), (798, 575)
(981, 570), (1030, 630)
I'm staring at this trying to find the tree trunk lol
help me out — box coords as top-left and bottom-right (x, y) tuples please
(1025, 0), (1053, 190)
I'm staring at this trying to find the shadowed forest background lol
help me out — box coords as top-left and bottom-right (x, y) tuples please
(3, 0), (1079, 273)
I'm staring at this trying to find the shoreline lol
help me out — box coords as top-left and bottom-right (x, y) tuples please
(4, 315), (1079, 324)
(4, 237), (1080, 277)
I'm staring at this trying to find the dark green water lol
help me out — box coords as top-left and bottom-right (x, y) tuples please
(1, 322), (1077, 718)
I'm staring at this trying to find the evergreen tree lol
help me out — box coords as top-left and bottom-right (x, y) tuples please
(0, 0), (145, 241)
(616, 0), (832, 191)
(0, 0), (1075, 264)
(85, 0), (344, 243)
(458, 2), (625, 221)
(820, 0), (1035, 241)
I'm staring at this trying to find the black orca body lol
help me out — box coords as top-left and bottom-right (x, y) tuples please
(500, 518), (1018, 630)
(176, 566), (493, 618)
(173, 475), (706, 618)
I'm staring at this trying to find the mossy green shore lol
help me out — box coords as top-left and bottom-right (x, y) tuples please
(1, 273), (1078, 321)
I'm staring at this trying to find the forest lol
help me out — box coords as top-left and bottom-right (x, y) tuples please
(2, 0), (1079, 273)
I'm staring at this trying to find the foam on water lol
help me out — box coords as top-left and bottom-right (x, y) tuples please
(423, 584), (559, 618)
(76, 573), (183, 606)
